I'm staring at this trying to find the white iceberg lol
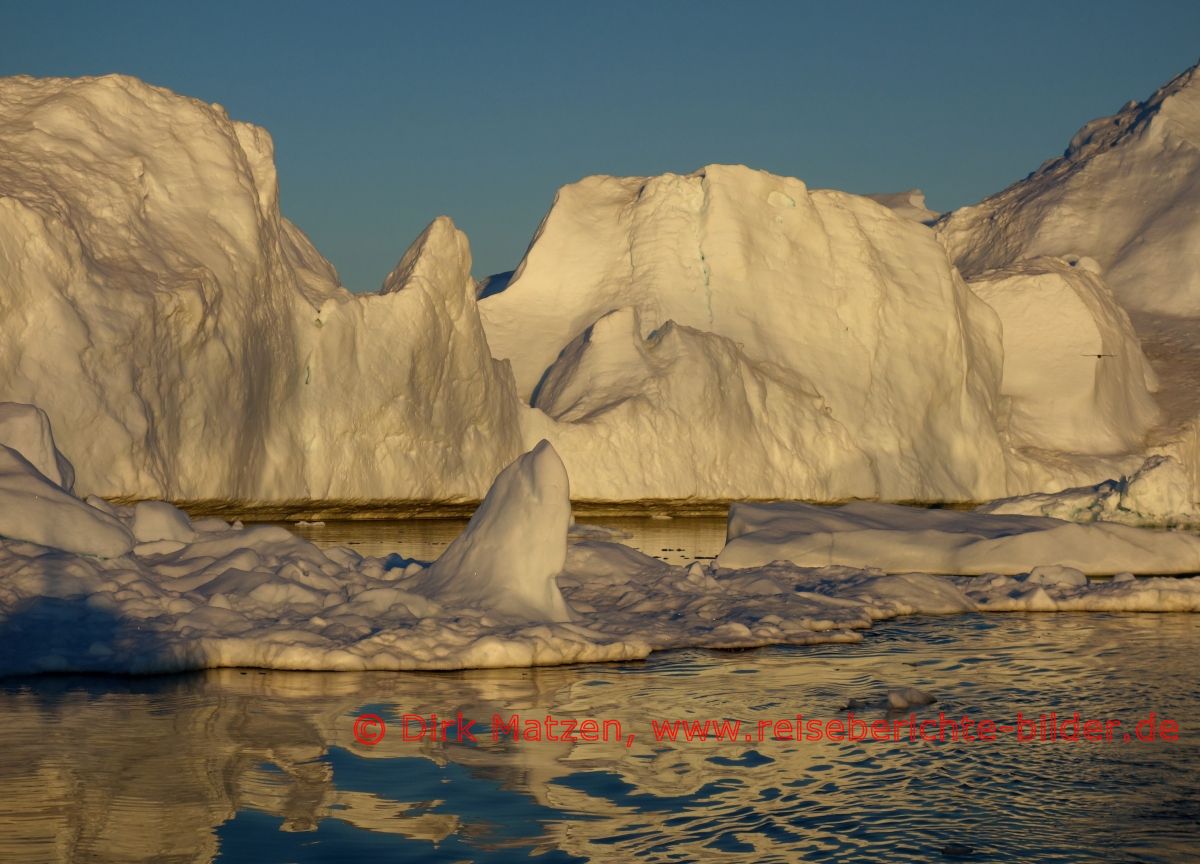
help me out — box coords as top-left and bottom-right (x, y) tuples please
(935, 62), (1200, 509)
(483, 164), (1009, 501)
(412, 440), (575, 623)
(0, 75), (522, 503)
(1, 70), (1198, 514)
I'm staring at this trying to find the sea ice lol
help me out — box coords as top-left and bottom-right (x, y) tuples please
(718, 500), (1200, 575)
(0, 429), (1198, 677)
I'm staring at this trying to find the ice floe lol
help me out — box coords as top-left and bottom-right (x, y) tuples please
(718, 500), (1200, 575)
(0, 431), (1197, 677)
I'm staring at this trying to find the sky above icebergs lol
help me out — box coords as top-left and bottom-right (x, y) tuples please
(4, 1), (1199, 289)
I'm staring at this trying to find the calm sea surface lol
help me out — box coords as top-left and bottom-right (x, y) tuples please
(1, 518), (1196, 863)
(282, 514), (730, 565)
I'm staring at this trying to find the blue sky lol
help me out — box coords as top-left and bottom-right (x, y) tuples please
(4, 1), (1199, 289)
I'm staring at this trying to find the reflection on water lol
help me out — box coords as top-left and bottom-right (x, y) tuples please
(1, 614), (1197, 862)
(281, 514), (730, 565)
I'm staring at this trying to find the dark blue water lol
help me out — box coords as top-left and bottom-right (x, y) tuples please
(1, 613), (1196, 863)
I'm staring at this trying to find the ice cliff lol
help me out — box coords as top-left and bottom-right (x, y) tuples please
(0, 75), (522, 502)
(936, 61), (1200, 510)
(1, 71), (1194, 506)
(483, 166), (1010, 500)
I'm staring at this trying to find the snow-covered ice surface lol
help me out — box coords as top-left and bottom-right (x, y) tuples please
(1, 432), (1198, 677)
(719, 500), (1200, 576)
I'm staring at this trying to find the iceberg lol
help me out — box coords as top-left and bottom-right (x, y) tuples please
(483, 165), (1010, 501)
(0, 75), (522, 503)
(935, 62), (1200, 511)
(413, 440), (575, 623)
(1, 69), (1197, 511)
(718, 499), (1200, 575)
(937, 62), (1200, 317)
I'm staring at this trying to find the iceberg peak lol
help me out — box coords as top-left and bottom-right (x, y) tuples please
(414, 440), (575, 623)
(379, 215), (473, 301)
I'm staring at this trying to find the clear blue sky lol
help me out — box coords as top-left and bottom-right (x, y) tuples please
(3, 1), (1199, 290)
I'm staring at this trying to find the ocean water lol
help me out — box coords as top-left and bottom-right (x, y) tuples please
(1, 519), (1197, 862)
(282, 514), (730, 565)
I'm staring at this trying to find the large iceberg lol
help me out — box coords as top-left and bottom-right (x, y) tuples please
(413, 440), (576, 623)
(0, 75), (522, 502)
(935, 62), (1200, 512)
(0, 70), (1195, 509)
(483, 165), (1010, 501)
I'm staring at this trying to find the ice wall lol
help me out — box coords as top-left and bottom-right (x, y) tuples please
(966, 257), (1160, 455)
(483, 165), (1010, 501)
(0, 75), (522, 502)
(2, 72), (1193, 506)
